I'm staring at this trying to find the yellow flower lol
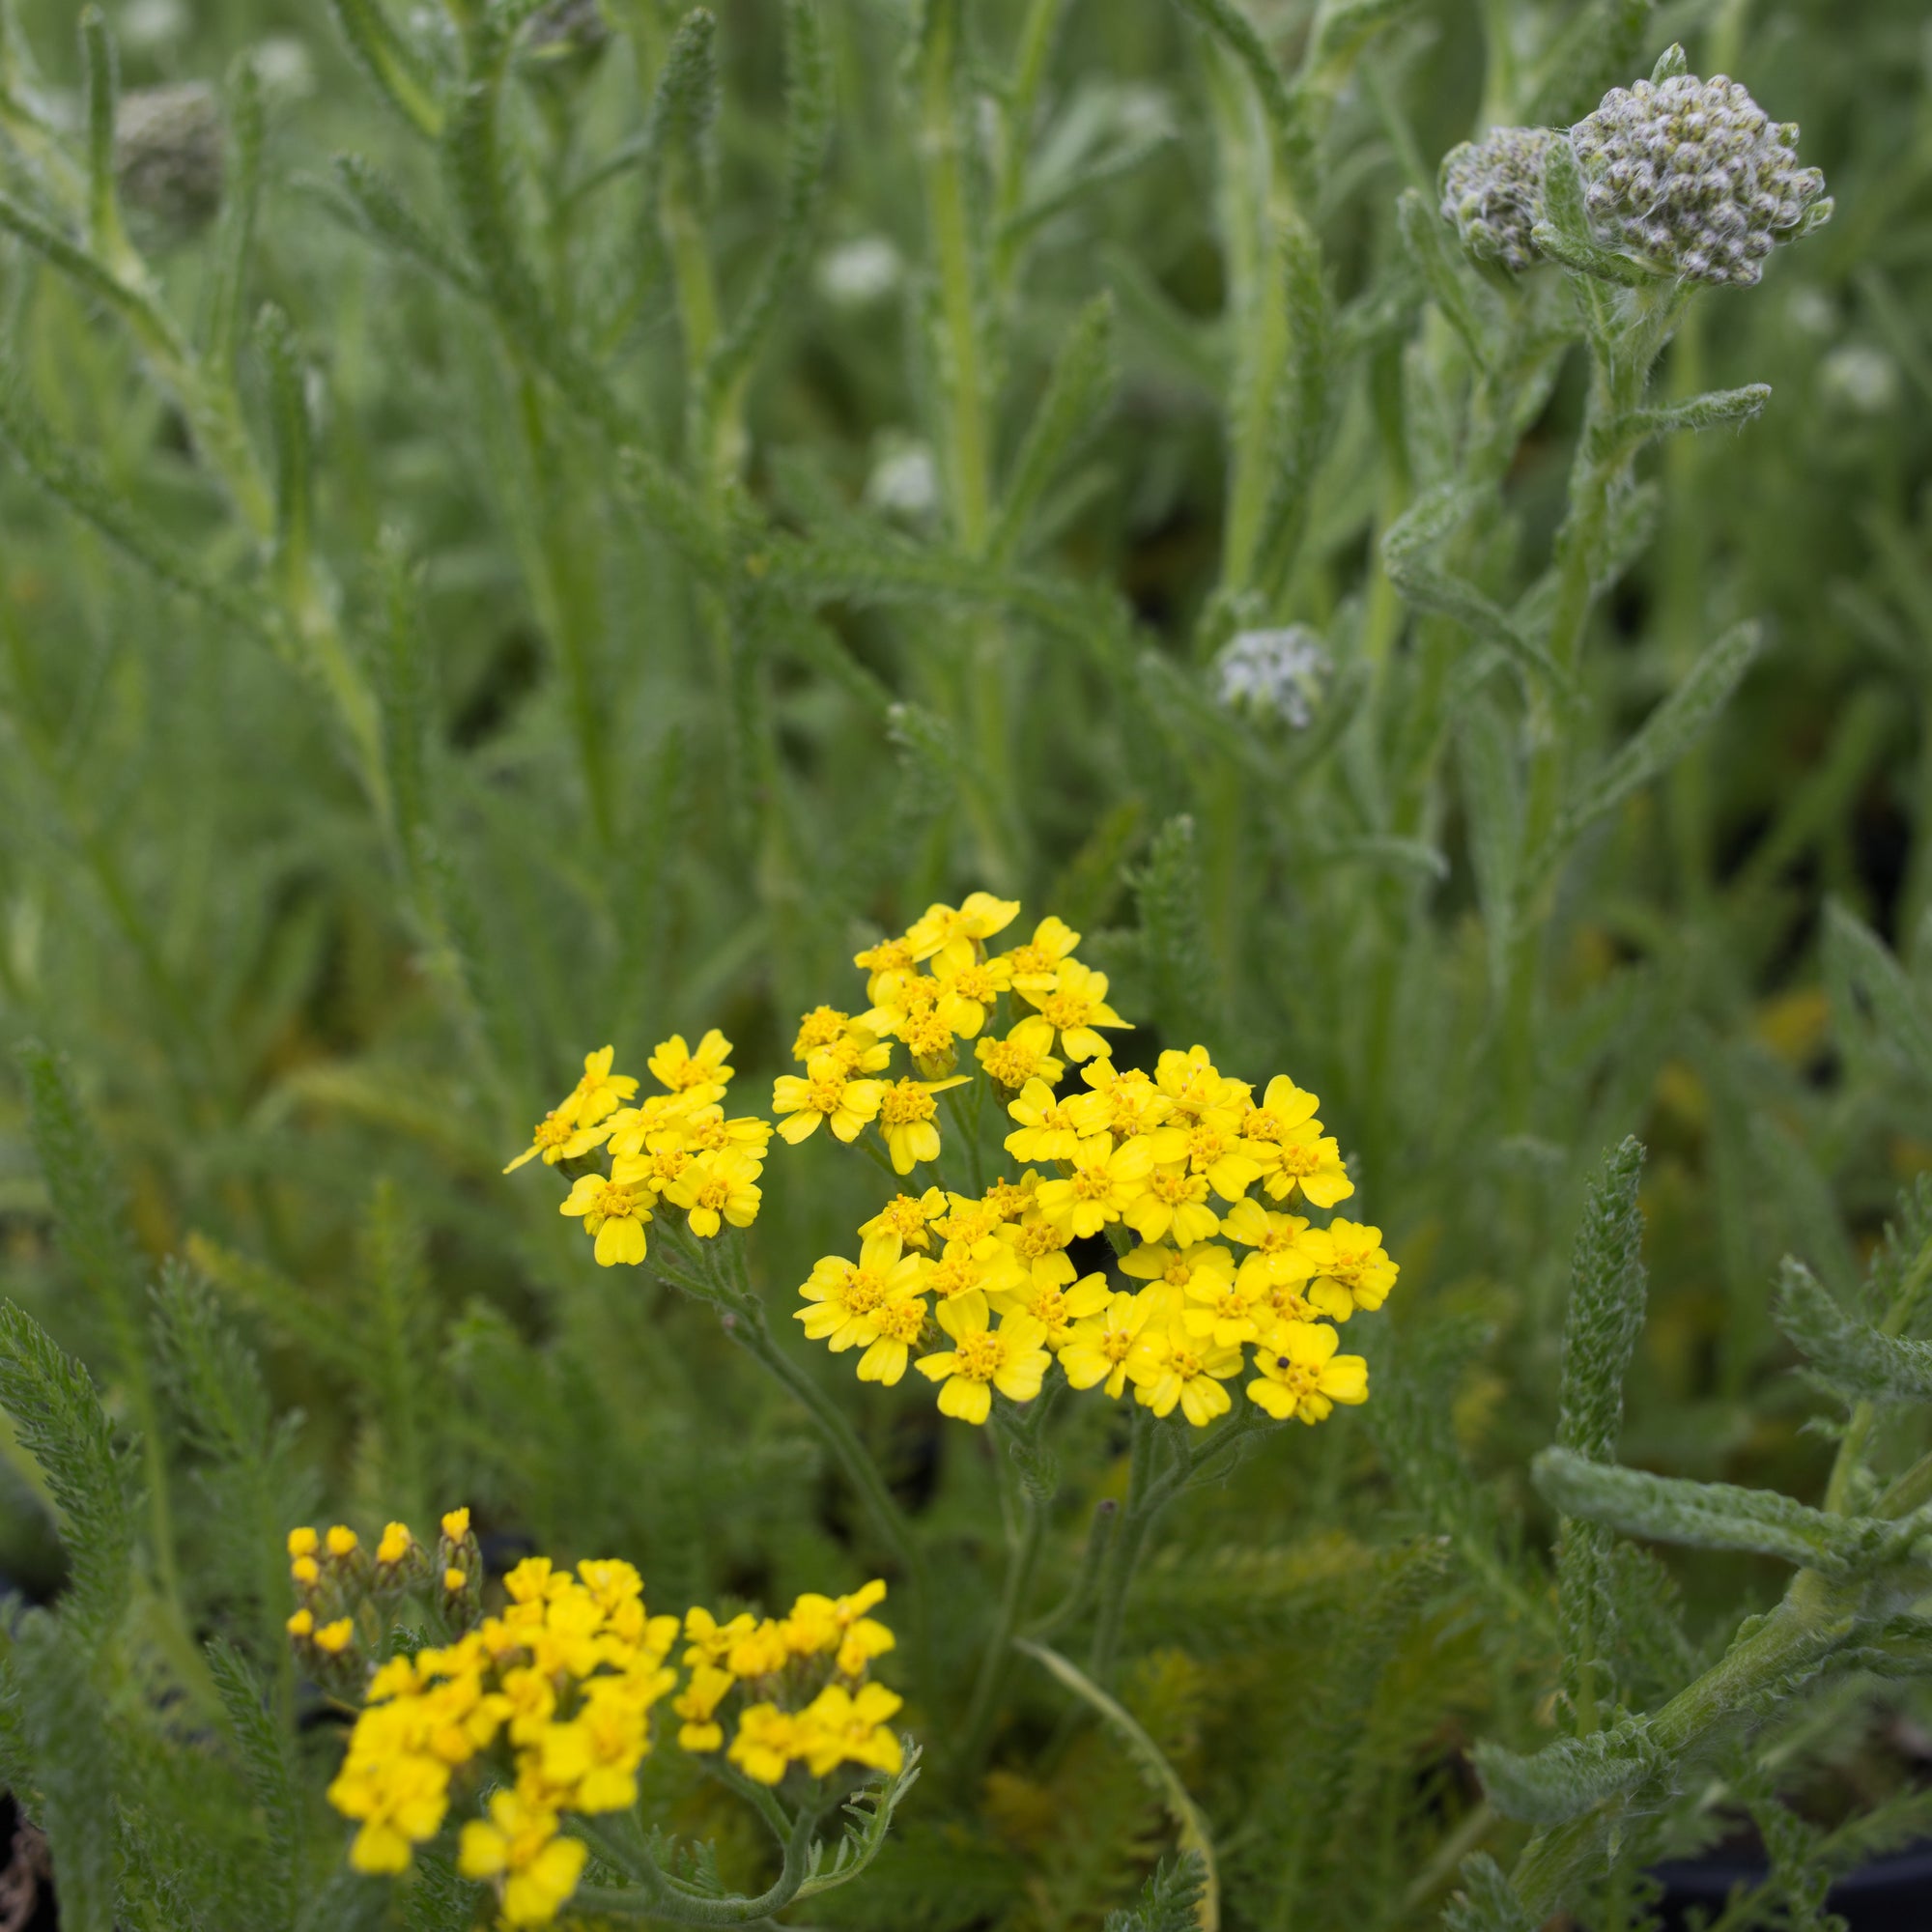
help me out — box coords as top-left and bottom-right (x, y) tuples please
(1063, 1058), (1171, 1139)
(1264, 1119), (1356, 1208)
(853, 934), (919, 1005)
(291, 1554), (320, 1585)
(327, 1525), (360, 1557)
(672, 1663), (735, 1750)
(975, 1016), (1065, 1092)
(315, 1618), (355, 1655)
(1180, 1264), (1266, 1350)
(611, 1138), (695, 1200)
(772, 1054), (885, 1144)
(376, 1521), (413, 1566)
(1056, 1291), (1152, 1399)
(914, 1300), (1051, 1424)
(796, 1682), (905, 1777)
(458, 1789), (586, 1926)
(570, 1046), (639, 1124)
(503, 1095), (613, 1177)
(665, 1149), (763, 1236)
(923, 1236), (1026, 1326)
(601, 1091), (704, 1159)
(859, 1187), (949, 1250)
(932, 1191), (1009, 1247)
(728, 1702), (802, 1784)
(991, 1265), (1112, 1348)
(981, 1173), (1038, 1222)
(1035, 1133), (1154, 1237)
(856, 1293), (931, 1386)
(286, 1607), (314, 1637)
(997, 915), (1082, 994)
(648, 1030), (734, 1098)
(533, 1691), (648, 1814)
(1004, 1078), (1082, 1164)
(1125, 1321), (1244, 1427)
(558, 1174), (652, 1266)
(1221, 1202), (1351, 1319)
(782, 1579), (894, 1670)
(905, 892), (1021, 965)
(930, 951), (1012, 1038)
(1153, 1046), (1243, 1126)
(441, 1507), (471, 1540)
(683, 1606), (756, 1669)
(1030, 960), (1128, 1063)
(1119, 1239), (1236, 1324)
(328, 1748), (451, 1875)
(793, 1006), (856, 1060)
(1122, 1163), (1223, 1247)
(445, 1567), (468, 1592)
(1295, 1219), (1398, 1312)
(1247, 1321), (1368, 1423)
(795, 1235), (931, 1354)
(287, 1526), (319, 1558)
(1148, 1115), (1264, 1204)
(877, 1073), (970, 1174)
(1234, 1074), (1320, 1182)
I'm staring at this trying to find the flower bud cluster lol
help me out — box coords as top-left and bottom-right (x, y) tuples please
(1437, 127), (1556, 272)
(1215, 625), (1333, 726)
(1569, 71), (1830, 286)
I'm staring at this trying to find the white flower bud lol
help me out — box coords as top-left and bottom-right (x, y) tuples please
(1437, 127), (1556, 272)
(1568, 69), (1831, 286)
(1215, 627), (1331, 728)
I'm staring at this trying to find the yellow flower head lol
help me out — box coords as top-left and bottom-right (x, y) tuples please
(458, 1789), (586, 1926)
(1030, 961), (1129, 1063)
(929, 950), (1013, 1039)
(287, 1526), (319, 1558)
(796, 1236), (931, 1354)
(291, 1554), (320, 1585)
(914, 1300), (1052, 1424)
(905, 892), (1021, 967)
(571, 1046), (639, 1124)
(1057, 1291), (1152, 1400)
(286, 1606), (314, 1637)
(795, 1681), (905, 1777)
(1264, 1118), (1356, 1208)
(1004, 1078), (1082, 1165)
(672, 1663), (735, 1750)
(1034, 1133), (1154, 1238)
(683, 1605), (757, 1668)
(1296, 1219), (1398, 1312)
(853, 935), (919, 1006)
(975, 1016), (1065, 1093)
(772, 1055), (885, 1145)
(327, 1524), (359, 1558)
(648, 1030), (734, 1099)
(859, 1187), (949, 1251)
(1125, 1319), (1245, 1428)
(666, 1149), (763, 1236)
(445, 1567), (469, 1592)
(876, 1073), (970, 1174)
(793, 1006), (854, 1060)
(728, 1702), (803, 1785)
(376, 1521), (413, 1567)
(1247, 1320), (1369, 1423)
(856, 1293), (931, 1387)
(1064, 1058), (1172, 1139)
(315, 1617), (355, 1655)
(998, 915), (1082, 994)
(441, 1507), (472, 1541)
(558, 1173), (652, 1266)
(992, 1265), (1112, 1349)
(1122, 1162), (1224, 1248)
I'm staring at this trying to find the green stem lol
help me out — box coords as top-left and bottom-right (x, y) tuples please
(953, 1470), (1047, 1781)
(1026, 1496), (1117, 1640)
(988, 0), (1065, 302)
(1088, 1404), (1160, 1684)
(576, 1797), (829, 1924)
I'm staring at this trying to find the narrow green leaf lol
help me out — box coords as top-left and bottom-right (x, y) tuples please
(200, 52), (265, 372)
(1776, 1258), (1932, 1406)
(1136, 815), (1220, 1045)
(1473, 1716), (1660, 1825)
(1603, 384), (1772, 460)
(78, 8), (128, 266)
(206, 1637), (302, 1920)
(1557, 621), (1762, 846)
(1397, 186), (1496, 373)
(1167, 0), (1294, 150)
(1532, 1447), (1913, 1578)
(325, 0), (445, 139)
(1443, 1854), (1534, 1932)
(1105, 1855), (1209, 1932)
(14, 1611), (116, 1932)
(1457, 692), (1521, 998)
(1256, 220), (1339, 600)
(253, 304), (313, 598)
(0, 1302), (133, 1639)
(1557, 1138), (1648, 1464)
(1824, 900), (1932, 1088)
(1531, 133), (1652, 287)
(320, 154), (482, 296)
(990, 292), (1118, 567)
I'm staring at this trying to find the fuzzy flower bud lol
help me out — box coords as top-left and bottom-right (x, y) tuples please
(1568, 66), (1831, 286)
(1215, 627), (1331, 728)
(1438, 127), (1555, 272)
(115, 83), (224, 233)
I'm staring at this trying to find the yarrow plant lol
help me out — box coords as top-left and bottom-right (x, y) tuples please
(291, 1506), (912, 1924)
(505, 896), (1395, 1435)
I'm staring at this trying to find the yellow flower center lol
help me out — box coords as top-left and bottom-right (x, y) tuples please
(1186, 1127), (1228, 1168)
(857, 940), (915, 976)
(1027, 1287), (1067, 1328)
(928, 1255), (983, 1300)
(694, 1176), (733, 1209)
(1151, 1170), (1201, 1205)
(983, 1179), (1029, 1220)
(595, 1183), (639, 1220)
(1069, 1168), (1113, 1202)
(1241, 1109), (1283, 1143)
(1039, 990), (1094, 1031)
(953, 1333), (1005, 1381)
(1279, 1141), (1320, 1175)
(534, 1113), (574, 1148)
(804, 1075), (848, 1115)
(952, 964), (998, 1001)
(1102, 1329), (1134, 1364)
(905, 1013), (953, 1059)
(1168, 1345), (1205, 1379)
(873, 1299), (927, 1344)
(1163, 1258), (1192, 1287)
(647, 1149), (691, 1184)
(980, 1041), (1038, 1086)
(1208, 1291), (1245, 1321)
(1012, 1221), (1070, 1258)
(839, 1268), (888, 1316)
(1006, 943), (1055, 977)
(1269, 1354), (1321, 1398)
(940, 1202), (1002, 1244)
(880, 1081), (939, 1126)
(1267, 1285), (1313, 1320)
(795, 1007), (850, 1053)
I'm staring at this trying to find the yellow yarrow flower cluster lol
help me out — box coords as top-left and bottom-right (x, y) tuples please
(673, 1579), (904, 1784)
(784, 899), (1398, 1429)
(306, 1514), (907, 1925)
(504, 1036), (773, 1265)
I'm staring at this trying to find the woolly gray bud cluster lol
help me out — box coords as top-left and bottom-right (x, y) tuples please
(1438, 127), (1556, 273)
(1568, 72), (1830, 287)
(1216, 627), (1330, 728)
(114, 84), (225, 234)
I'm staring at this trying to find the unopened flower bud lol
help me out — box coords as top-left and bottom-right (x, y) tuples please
(1438, 127), (1556, 272)
(1568, 65), (1830, 286)
(115, 83), (224, 233)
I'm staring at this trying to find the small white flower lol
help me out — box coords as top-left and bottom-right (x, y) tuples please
(1819, 346), (1901, 417)
(818, 237), (902, 309)
(255, 36), (319, 101)
(866, 440), (939, 522)
(1216, 627), (1330, 728)
(121, 0), (188, 52)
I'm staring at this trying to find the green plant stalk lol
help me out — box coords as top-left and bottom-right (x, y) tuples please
(1087, 1401), (1159, 1684)
(576, 1794), (830, 1923)
(953, 1463), (1047, 1780)
(988, 0), (1065, 303)
(1502, 281), (1688, 1121)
